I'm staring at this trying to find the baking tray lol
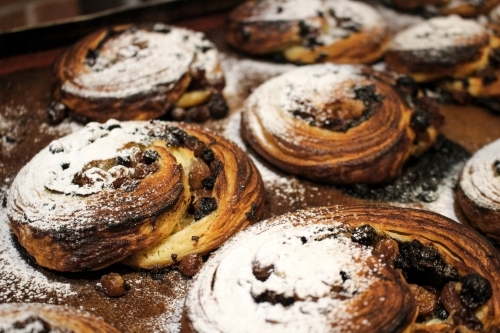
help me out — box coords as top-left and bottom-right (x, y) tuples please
(1, 1), (500, 332)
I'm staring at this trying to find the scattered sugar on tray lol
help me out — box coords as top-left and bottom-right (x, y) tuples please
(390, 15), (486, 51)
(39, 119), (83, 137)
(0, 207), (74, 303)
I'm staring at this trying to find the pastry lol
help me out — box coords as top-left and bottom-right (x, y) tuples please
(385, 15), (490, 83)
(182, 205), (500, 333)
(225, 0), (390, 64)
(51, 23), (228, 123)
(241, 63), (442, 185)
(456, 139), (500, 244)
(382, 0), (500, 17)
(0, 303), (120, 332)
(6, 119), (264, 272)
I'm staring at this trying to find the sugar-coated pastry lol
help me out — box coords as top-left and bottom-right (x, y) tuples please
(456, 139), (500, 243)
(7, 120), (264, 271)
(52, 23), (228, 123)
(182, 205), (500, 333)
(241, 63), (442, 185)
(382, 0), (500, 17)
(0, 303), (120, 333)
(226, 0), (390, 64)
(385, 16), (490, 82)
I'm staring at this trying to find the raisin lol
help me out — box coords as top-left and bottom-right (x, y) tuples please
(452, 309), (483, 331)
(189, 159), (211, 191)
(373, 238), (399, 262)
(178, 254), (204, 277)
(433, 303), (449, 320)
(441, 281), (464, 314)
(202, 176), (216, 190)
(253, 290), (295, 306)
(396, 76), (418, 96)
(460, 274), (492, 309)
(100, 272), (126, 297)
(351, 224), (377, 246)
(411, 109), (431, 133)
(184, 135), (205, 156)
(210, 159), (224, 177)
(142, 149), (160, 165)
(207, 92), (228, 119)
(170, 107), (186, 121)
(245, 202), (259, 220)
(408, 284), (437, 316)
(200, 148), (215, 163)
(194, 197), (218, 220)
(13, 316), (51, 332)
(252, 261), (274, 281)
(46, 101), (67, 125)
(187, 106), (210, 123)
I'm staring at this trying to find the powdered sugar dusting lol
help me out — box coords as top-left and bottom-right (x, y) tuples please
(186, 214), (385, 333)
(389, 15), (486, 51)
(62, 25), (222, 99)
(0, 208), (74, 303)
(460, 139), (500, 210)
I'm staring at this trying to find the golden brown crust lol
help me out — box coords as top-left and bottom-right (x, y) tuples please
(123, 124), (265, 269)
(52, 23), (226, 123)
(7, 120), (265, 272)
(182, 206), (500, 332)
(384, 0), (500, 17)
(225, 0), (390, 64)
(385, 16), (490, 83)
(0, 303), (120, 333)
(241, 64), (440, 185)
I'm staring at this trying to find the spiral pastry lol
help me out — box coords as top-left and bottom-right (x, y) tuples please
(0, 303), (120, 333)
(6, 120), (264, 272)
(241, 63), (441, 185)
(52, 23), (227, 123)
(456, 139), (500, 243)
(383, 0), (500, 17)
(183, 205), (500, 333)
(385, 16), (490, 83)
(225, 0), (390, 64)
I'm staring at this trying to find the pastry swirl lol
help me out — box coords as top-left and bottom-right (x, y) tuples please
(52, 23), (227, 123)
(7, 120), (264, 271)
(0, 303), (120, 333)
(241, 63), (441, 185)
(385, 16), (490, 83)
(225, 0), (390, 64)
(182, 206), (500, 333)
(456, 139), (500, 243)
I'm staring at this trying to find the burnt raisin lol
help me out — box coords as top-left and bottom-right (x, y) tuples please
(194, 196), (218, 220)
(351, 224), (377, 246)
(434, 303), (449, 320)
(61, 163), (70, 170)
(207, 93), (229, 119)
(354, 84), (383, 106)
(142, 150), (160, 165)
(340, 271), (350, 282)
(246, 202), (258, 220)
(253, 290), (295, 307)
(165, 126), (187, 147)
(200, 148), (215, 163)
(187, 106), (210, 123)
(460, 274), (492, 309)
(202, 176), (216, 190)
(117, 155), (131, 167)
(210, 159), (224, 177)
(185, 135), (206, 156)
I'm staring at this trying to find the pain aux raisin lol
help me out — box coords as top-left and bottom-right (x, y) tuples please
(368, 233), (493, 327)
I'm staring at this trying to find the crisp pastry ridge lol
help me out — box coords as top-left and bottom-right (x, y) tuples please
(385, 15), (490, 83)
(51, 23), (227, 123)
(241, 63), (442, 185)
(0, 302), (120, 333)
(182, 205), (500, 333)
(6, 119), (265, 272)
(456, 139), (500, 243)
(225, 0), (390, 64)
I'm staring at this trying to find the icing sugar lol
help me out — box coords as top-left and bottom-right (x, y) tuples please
(490, 4), (500, 23)
(0, 208), (74, 303)
(244, 63), (367, 145)
(186, 213), (383, 333)
(62, 25), (222, 99)
(460, 139), (500, 210)
(389, 15), (486, 51)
